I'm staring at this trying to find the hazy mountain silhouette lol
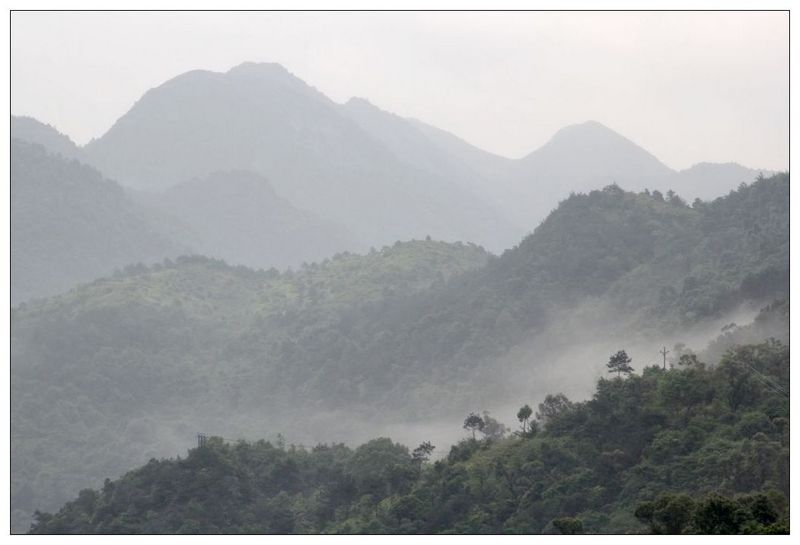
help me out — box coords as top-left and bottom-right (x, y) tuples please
(11, 140), (184, 304)
(341, 97), (520, 234)
(516, 121), (673, 190)
(411, 117), (771, 232)
(674, 162), (772, 201)
(11, 115), (86, 162)
(84, 62), (520, 251)
(12, 62), (774, 301)
(139, 170), (359, 270)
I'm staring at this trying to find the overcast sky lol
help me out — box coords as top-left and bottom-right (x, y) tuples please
(11, 11), (788, 170)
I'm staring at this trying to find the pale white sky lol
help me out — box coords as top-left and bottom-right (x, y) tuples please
(10, 11), (789, 170)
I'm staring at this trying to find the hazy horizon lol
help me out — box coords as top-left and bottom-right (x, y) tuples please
(11, 11), (789, 171)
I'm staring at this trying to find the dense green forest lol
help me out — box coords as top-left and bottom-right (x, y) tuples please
(29, 340), (789, 534)
(11, 175), (789, 531)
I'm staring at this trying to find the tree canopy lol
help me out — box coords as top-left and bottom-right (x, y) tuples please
(29, 340), (789, 534)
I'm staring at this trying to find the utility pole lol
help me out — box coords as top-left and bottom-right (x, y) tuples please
(659, 346), (670, 370)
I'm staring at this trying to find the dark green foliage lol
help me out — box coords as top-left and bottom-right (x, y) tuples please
(30, 341), (789, 534)
(516, 405), (533, 436)
(552, 517), (584, 534)
(412, 442), (435, 474)
(30, 438), (408, 534)
(535, 393), (574, 425)
(463, 413), (485, 439)
(607, 350), (634, 377)
(636, 491), (788, 534)
(634, 493), (695, 534)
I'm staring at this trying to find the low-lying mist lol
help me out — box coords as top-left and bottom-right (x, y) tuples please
(132, 300), (774, 466)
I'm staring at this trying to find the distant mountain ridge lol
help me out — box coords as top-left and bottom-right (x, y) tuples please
(82, 62), (520, 252)
(76, 62), (772, 249)
(11, 116), (86, 162)
(10, 139), (185, 304)
(11, 61), (776, 302)
(410, 117), (772, 229)
(10, 121), (362, 302)
(142, 169), (359, 270)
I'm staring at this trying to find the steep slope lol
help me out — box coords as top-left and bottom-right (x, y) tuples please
(501, 121), (674, 227)
(140, 170), (359, 270)
(11, 116), (86, 162)
(408, 116), (514, 184)
(341, 98), (523, 245)
(516, 121), (675, 190)
(84, 62), (519, 251)
(10, 140), (184, 304)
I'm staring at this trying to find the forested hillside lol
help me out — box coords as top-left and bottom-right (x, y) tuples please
(10, 175), (788, 532)
(10, 140), (184, 304)
(10, 240), (490, 529)
(28, 340), (789, 534)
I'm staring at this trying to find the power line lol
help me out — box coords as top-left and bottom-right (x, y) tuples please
(743, 363), (789, 398)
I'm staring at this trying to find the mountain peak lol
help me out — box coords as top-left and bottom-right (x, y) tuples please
(345, 96), (375, 108)
(533, 120), (664, 165)
(11, 115), (84, 161)
(226, 61), (292, 77)
(550, 120), (620, 140)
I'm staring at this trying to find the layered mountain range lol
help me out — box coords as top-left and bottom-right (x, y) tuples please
(12, 62), (771, 302)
